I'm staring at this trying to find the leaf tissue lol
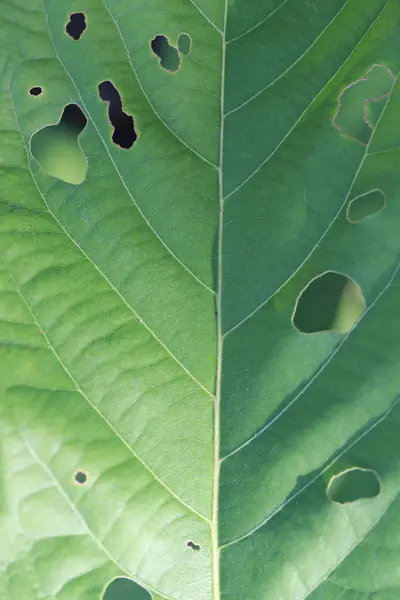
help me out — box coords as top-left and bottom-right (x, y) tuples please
(1, 2), (400, 599)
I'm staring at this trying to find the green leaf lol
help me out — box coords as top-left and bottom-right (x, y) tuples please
(1, 2), (400, 600)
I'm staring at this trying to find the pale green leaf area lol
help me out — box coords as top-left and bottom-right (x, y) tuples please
(1, 1), (400, 600)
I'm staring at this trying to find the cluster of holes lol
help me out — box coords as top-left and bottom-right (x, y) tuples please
(294, 65), (394, 340)
(32, 15), (384, 524)
(28, 79), (136, 183)
(333, 65), (393, 224)
(151, 33), (192, 72)
(29, 14), (194, 185)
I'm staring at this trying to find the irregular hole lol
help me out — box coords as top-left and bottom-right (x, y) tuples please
(102, 577), (151, 600)
(293, 272), (366, 334)
(66, 12), (87, 40)
(187, 540), (201, 551)
(29, 86), (42, 96)
(327, 467), (381, 504)
(347, 189), (386, 223)
(178, 33), (192, 56)
(333, 64), (394, 144)
(74, 470), (88, 485)
(151, 35), (180, 72)
(98, 81), (137, 149)
(30, 103), (88, 185)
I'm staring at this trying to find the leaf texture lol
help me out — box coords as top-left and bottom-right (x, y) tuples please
(1, 1), (400, 599)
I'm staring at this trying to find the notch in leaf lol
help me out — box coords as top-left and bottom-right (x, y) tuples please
(102, 577), (151, 600)
(66, 12), (87, 40)
(98, 81), (137, 149)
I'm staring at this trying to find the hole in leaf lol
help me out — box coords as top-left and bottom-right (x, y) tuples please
(178, 33), (192, 56)
(293, 272), (366, 334)
(74, 470), (88, 485)
(66, 12), (87, 40)
(364, 96), (388, 130)
(30, 104), (88, 185)
(327, 467), (381, 504)
(333, 64), (394, 144)
(98, 81), (137, 149)
(102, 577), (151, 600)
(347, 189), (386, 223)
(29, 86), (42, 96)
(186, 540), (201, 551)
(151, 35), (180, 72)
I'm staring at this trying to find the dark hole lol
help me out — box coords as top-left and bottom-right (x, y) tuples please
(151, 35), (180, 72)
(327, 468), (380, 504)
(293, 272), (365, 334)
(98, 81), (137, 149)
(60, 103), (88, 134)
(102, 577), (151, 600)
(66, 12), (87, 41)
(347, 189), (386, 223)
(29, 86), (42, 96)
(187, 540), (201, 551)
(74, 470), (87, 485)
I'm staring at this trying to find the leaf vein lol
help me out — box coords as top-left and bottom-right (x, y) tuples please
(223, 0), (389, 203)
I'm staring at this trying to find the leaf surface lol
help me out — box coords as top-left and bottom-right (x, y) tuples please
(1, 1), (400, 599)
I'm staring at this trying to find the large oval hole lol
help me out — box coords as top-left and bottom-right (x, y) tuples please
(30, 104), (87, 184)
(102, 577), (151, 600)
(347, 189), (386, 223)
(293, 272), (366, 334)
(327, 467), (381, 504)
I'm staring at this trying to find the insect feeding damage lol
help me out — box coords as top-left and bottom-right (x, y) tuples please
(333, 64), (395, 145)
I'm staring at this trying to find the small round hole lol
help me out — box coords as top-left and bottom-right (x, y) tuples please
(29, 86), (42, 96)
(74, 470), (88, 485)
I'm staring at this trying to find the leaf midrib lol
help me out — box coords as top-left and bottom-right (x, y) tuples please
(212, 0), (228, 598)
